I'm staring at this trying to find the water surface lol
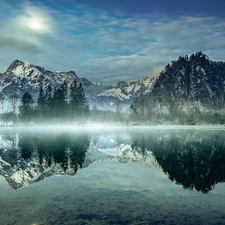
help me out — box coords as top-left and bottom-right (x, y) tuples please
(0, 127), (225, 225)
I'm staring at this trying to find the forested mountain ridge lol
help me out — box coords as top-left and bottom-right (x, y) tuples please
(0, 60), (157, 108)
(133, 52), (225, 118)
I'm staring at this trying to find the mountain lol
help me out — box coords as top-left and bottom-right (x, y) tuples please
(134, 52), (225, 114)
(81, 75), (157, 108)
(0, 60), (157, 108)
(0, 59), (81, 99)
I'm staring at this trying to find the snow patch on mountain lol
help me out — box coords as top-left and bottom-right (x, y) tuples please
(97, 88), (131, 100)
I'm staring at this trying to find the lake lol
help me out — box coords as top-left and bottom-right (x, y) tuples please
(0, 126), (225, 225)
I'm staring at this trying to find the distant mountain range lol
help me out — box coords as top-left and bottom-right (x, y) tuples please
(0, 60), (157, 109)
(1, 52), (225, 111)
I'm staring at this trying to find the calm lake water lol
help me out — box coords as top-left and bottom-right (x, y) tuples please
(0, 127), (225, 225)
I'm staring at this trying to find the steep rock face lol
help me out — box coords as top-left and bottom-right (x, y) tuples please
(0, 60), (157, 108)
(146, 52), (225, 111)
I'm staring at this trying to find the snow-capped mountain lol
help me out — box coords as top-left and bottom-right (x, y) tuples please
(81, 75), (158, 108)
(0, 60), (158, 108)
(0, 60), (81, 100)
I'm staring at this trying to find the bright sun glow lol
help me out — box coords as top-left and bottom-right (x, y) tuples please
(31, 22), (39, 29)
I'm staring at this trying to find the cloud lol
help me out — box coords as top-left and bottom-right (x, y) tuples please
(0, 36), (44, 54)
(0, 0), (225, 83)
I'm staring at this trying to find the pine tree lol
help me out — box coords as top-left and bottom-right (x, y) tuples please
(19, 92), (34, 124)
(37, 87), (46, 123)
(9, 94), (18, 124)
(69, 79), (79, 122)
(52, 87), (61, 123)
(51, 81), (68, 123)
(69, 80), (90, 123)
(130, 104), (138, 121)
(45, 84), (53, 123)
(77, 82), (89, 122)
(57, 80), (68, 123)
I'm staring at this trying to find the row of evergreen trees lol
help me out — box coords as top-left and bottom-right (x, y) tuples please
(19, 79), (90, 124)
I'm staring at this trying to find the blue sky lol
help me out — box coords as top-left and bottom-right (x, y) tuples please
(0, 0), (225, 83)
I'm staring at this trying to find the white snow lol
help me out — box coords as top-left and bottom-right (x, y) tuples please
(126, 85), (134, 93)
(10, 171), (25, 183)
(98, 88), (131, 100)
(133, 84), (141, 93)
(30, 66), (42, 74)
(13, 65), (24, 77)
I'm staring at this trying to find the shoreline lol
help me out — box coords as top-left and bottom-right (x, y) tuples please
(0, 124), (225, 130)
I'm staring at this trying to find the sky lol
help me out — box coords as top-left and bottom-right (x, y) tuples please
(0, 0), (225, 84)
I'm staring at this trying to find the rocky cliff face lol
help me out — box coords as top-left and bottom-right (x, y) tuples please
(0, 60), (157, 108)
(146, 52), (225, 112)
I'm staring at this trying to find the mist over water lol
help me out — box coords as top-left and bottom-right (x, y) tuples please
(0, 127), (225, 224)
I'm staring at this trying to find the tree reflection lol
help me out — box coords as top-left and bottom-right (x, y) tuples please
(1, 128), (225, 193)
(19, 134), (36, 160)
(131, 130), (225, 194)
(18, 132), (90, 173)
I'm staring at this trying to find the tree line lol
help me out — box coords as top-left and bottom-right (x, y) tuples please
(1, 79), (90, 125)
(20, 79), (90, 124)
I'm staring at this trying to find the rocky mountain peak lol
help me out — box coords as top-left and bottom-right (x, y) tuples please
(7, 59), (28, 72)
(0, 60), (157, 108)
(144, 52), (225, 113)
(6, 59), (45, 80)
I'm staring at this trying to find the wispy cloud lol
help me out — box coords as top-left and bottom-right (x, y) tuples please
(0, 0), (225, 83)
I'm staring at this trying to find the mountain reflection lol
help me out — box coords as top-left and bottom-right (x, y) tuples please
(131, 130), (225, 194)
(0, 130), (90, 189)
(19, 132), (90, 172)
(1, 128), (225, 192)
